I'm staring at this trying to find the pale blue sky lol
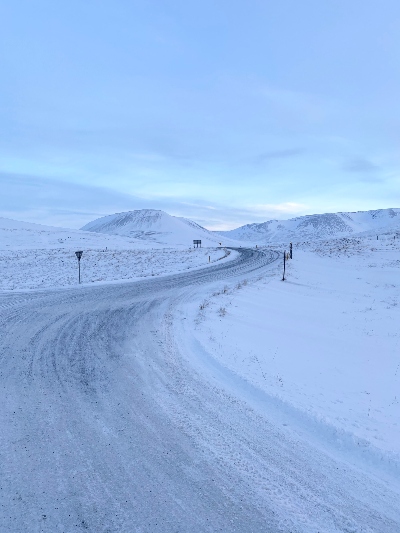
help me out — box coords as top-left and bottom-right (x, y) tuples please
(1, 0), (400, 229)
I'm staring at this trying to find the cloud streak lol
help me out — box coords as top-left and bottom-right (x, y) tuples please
(343, 158), (379, 173)
(0, 173), (313, 231)
(252, 148), (305, 165)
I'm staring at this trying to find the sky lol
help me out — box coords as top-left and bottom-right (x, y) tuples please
(1, 0), (400, 230)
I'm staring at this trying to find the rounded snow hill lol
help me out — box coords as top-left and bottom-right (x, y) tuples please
(81, 209), (241, 248)
(0, 216), (148, 251)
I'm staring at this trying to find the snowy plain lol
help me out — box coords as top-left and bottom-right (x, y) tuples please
(0, 216), (236, 290)
(0, 247), (234, 291)
(184, 236), (400, 471)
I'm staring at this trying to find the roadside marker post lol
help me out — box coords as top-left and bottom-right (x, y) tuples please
(75, 251), (83, 284)
(282, 251), (286, 281)
(290, 242), (292, 259)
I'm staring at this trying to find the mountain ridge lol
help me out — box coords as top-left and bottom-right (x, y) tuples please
(216, 208), (400, 243)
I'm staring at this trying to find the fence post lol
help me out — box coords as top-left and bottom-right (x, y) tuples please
(282, 251), (286, 281)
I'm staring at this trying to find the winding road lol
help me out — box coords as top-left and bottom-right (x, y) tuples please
(0, 248), (399, 532)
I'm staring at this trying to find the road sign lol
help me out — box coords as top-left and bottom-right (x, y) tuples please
(75, 251), (83, 283)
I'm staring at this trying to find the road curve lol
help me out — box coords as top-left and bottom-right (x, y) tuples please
(0, 248), (399, 532)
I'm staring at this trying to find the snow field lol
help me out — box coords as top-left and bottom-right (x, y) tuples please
(183, 237), (400, 471)
(0, 247), (233, 290)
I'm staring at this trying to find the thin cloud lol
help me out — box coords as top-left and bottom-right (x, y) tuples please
(0, 173), (150, 228)
(253, 148), (305, 164)
(0, 173), (312, 232)
(343, 158), (379, 173)
(250, 202), (308, 216)
(342, 158), (384, 183)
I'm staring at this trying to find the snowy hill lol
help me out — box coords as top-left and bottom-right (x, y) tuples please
(81, 209), (238, 247)
(0, 216), (148, 251)
(217, 208), (400, 243)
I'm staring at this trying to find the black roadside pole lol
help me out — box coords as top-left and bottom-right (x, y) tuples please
(75, 251), (83, 284)
(282, 251), (286, 281)
(290, 242), (293, 259)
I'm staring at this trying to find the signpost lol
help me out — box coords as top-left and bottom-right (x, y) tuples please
(290, 242), (293, 259)
(193, 240), (202, 248)
(75, 251), (83, 284)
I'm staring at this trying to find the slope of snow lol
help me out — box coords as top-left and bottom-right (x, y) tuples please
(0, 216), (148, 250)
(183, 236), (400, 467)
(81, 209), (240, 247)
(218, 207), (400, 243)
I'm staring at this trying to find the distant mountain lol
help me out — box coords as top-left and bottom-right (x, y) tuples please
(217, 208), (400, 243)
(81, 209), (238, 247)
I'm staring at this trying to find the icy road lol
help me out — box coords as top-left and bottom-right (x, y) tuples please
(0, 248), (399, 532)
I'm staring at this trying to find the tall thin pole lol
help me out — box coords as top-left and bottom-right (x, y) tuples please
(290, 242), (292, 259)
(282, 251), (286, 281)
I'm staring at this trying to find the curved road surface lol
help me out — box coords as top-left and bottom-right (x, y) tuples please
(0, 248), (399, 532)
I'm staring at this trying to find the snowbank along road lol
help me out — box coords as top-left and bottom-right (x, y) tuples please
(1, 248), (399, 532)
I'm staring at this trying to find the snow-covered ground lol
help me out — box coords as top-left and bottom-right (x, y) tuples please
(0, 216), (236, 290)
(180, 236), (400, 473)
(1, 215), (400, 530)
(0, 247), (233, 290)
